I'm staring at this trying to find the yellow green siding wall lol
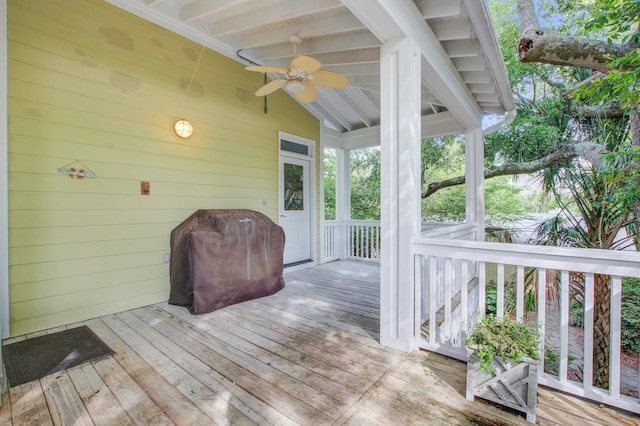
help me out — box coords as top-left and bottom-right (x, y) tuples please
(7, 0), (320, 336)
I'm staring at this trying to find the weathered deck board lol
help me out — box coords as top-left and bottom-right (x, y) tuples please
(65, 362), (134, 426)
(115, 309), (292, 426)
(88, 318), (212, 426)
(41, 372), (93, 426)
(0, 391), (11, 426)
(8, 381), (52, 426)
(1, 260), (639, 425)
(91, 356), (174, 425)
(102, 313), (256, 425)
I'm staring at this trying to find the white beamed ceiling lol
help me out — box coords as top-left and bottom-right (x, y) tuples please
(107, 0), (514, 134)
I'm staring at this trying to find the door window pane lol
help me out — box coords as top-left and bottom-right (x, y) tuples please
(284, 163), (304, 210)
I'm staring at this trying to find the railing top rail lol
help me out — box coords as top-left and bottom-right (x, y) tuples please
(422, 223), (476, 238)
(345, 220), (381, 226)
(422, 221), (458, 229)
(413, 238), (640, 277)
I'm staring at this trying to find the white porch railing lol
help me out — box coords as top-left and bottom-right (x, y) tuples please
(322, 221), (469, 263)
(346, 220), (381, 262)
(421, 222), (478, 240)
(321, 220), (381, 263)
(413, 237), (640, 415)
(321, 220), (341, 262)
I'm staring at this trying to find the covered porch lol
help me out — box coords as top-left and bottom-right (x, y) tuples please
(1, 261), (637, 425)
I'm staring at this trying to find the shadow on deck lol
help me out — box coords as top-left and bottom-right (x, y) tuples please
(1, 261), (638, 425)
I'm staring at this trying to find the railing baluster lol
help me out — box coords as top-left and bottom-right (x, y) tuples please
(516, 265), (525, 322)
(478, 261), (486, 315)
(414, 254), (423, 339)
(429, 256), (437, 344)
(444, 257), (452, 342)
(537, 268), (546, 377)
(376, 225), (380, 259)
(460, 260), (468, 334)
(334, 225), (337, 259)
(610, 275), (621, 399)
(583, 272), (594, 392)
(421, 255), (429, 323)
(353, 226), (358, 258)
(497, 263), (505, 318)
(559, 269), (569, 383)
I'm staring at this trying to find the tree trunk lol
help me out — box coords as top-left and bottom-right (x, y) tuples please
(593, 273), (611, 389)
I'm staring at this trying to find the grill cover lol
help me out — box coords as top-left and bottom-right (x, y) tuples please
(169, 209), (285, 314)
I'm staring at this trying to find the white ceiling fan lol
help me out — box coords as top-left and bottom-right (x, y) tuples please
(245, 36), (348, 103)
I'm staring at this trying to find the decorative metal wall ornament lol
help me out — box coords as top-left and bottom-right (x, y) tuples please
(57, 160), (96, 179)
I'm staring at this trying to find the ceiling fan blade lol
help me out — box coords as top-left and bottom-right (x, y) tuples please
(255, 78), (287, 96)
(245, 65), (288, 74)
(290, 55), (322, 74)
(310, 69), (348, 88)
(294, 81), (317, 103)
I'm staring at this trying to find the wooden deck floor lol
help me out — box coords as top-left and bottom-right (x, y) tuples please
(2, 261), (639, 425)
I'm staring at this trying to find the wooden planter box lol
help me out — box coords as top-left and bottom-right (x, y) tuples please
(466, 351), (539, 423)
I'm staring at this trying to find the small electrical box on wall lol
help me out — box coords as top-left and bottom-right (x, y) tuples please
(141, 181), (150, 195)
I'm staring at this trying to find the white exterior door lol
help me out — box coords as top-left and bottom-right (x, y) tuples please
(279, 155), (311, 265)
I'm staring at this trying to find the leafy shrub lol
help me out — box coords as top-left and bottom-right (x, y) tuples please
(466, 314), (541, 373)
(485, 281), (498, 315)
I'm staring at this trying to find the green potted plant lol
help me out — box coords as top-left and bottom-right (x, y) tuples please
(465, 314), (541, 423)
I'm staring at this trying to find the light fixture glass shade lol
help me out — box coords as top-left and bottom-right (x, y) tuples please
(173, 119), (193, 138)
(285, 80), (305, 93)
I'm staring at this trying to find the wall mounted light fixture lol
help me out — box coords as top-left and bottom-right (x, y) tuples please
(173, 119), (193, 138)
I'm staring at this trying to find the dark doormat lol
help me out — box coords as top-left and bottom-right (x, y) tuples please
(2, 325), (114, 387)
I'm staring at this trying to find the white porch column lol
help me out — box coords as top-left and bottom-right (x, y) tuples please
(465, 128), (485, 241)
(336, 147), (350, 259)
(380, 37), (421, 351)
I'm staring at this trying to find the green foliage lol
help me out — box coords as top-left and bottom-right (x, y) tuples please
(622, 277), (640, 354)
(554, 0), (640, 111)
(544, 347), (560, 375)
(485, 281), (499, 316)
(323, 148), (337, 220)
(350, 147), (381, 220)
(530, 164), (637, 250)
(421, 136), (531, 225)
(599, 144), (640, 238)
(466, 314), (541, 373)
(490, 0), (559, 95)
(484, 270), (538, 317)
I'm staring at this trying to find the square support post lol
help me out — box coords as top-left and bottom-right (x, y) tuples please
(337, 148), (350, 259)
(465, 128), (484, 241)
(380, 37), (421, 351)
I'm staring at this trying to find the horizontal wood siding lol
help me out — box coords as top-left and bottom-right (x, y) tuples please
(7, 0), (320, 335)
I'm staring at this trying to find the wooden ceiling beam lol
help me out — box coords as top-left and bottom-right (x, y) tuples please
(245, 31), (380, 61)
(223, 13), (364, 50)
(210, 0), (343, 37)
(414, 0), (462, 19)
(180, 0), (251, 23)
